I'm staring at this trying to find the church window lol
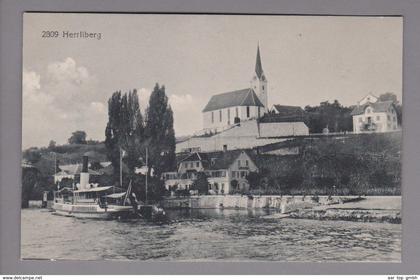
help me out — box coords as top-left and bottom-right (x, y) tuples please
(246, 106), (250, 118)
(211, 112), (214, 123)
(219, 110), (222, 122)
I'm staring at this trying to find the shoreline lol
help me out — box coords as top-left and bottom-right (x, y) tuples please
(162, 195), (401, 224)
(264, 196), (401, 224)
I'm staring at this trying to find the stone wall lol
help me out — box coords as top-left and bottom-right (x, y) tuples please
(161, 195), (337, 213)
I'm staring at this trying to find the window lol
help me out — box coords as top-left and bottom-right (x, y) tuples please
(258, 107), (261, 118)
(376, 116), (380, 121)
(393, 116), (396, 121)
(219, 110), (222, 122)
(387, 115), (391, 121)
(367, 108), (371, 113)
(246, 106), (250, 118)
(190, 162), (193, 168)
(246, 160), (249, 167)
(238, 160), (241, 167)
(236, 107), (239, 118)
(262, 85), (264, 90)
(227, 109), (230, 125)
(211, 112), (214, 123)
(196, 162), (199, 168)
(359, 117), (362, 123)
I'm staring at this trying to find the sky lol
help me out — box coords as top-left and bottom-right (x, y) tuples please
(22, 14), (402, 149)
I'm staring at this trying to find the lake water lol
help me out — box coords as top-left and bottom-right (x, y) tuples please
(21, 208), (401, 262)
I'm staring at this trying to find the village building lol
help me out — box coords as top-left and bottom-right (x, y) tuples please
(351, 94), (399, 133)
(270, 105), (306, 119)
(202, 46), (268, 133)
(162, 150), (258, 195)
(177, 45), (309, 153)
(53, 162), (108, 184)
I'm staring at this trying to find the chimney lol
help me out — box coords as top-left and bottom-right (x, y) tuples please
(80, 155), (90, 189)
(223, 145), (228, 153)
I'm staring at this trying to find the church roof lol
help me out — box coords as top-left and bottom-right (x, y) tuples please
(255, 45), (264, 79)
(202, 88), (264, 112)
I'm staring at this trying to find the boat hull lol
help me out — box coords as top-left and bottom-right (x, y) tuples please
(52, 202), (132, 219)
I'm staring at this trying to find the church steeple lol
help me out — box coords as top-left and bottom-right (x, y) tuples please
(255, 45), (263, 80)
(251, 44), (268, 113)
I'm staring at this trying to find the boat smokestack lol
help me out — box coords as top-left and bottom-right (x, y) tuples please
(80, 156), (90, 189)
(82, 156), (88, 172)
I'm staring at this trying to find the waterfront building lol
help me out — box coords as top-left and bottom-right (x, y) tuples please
(162, 150), (258, 195)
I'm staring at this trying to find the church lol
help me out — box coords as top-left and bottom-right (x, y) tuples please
(202, 46), (268, 133)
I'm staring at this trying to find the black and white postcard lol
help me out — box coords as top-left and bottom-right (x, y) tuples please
(21, 13), (402, 262)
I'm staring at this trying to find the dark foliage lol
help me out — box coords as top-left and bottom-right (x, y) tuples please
(191, 172), (209, 195)
(145, 83), (176, 177)
(68, 130), (87, 144)
(304, 100), (353, 133)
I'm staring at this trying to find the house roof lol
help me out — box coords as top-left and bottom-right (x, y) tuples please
(57, 164), (103, 175)
(272, 105), (305, 116)
(179, 152), (207, 162)
(180, 150), (254, 171)
(202, 88), (264, 112)
(351, 101), (395, 116)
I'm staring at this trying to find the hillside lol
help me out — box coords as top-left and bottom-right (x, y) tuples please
(23, 142), (108, 176)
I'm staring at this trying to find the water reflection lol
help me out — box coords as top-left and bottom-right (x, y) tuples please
(21, 208), (401, 262)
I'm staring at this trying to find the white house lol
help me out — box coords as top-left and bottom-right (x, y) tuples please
(202, 46), (268, 133)
(351, 95), (399, 133)
(162, 150), (259, 195)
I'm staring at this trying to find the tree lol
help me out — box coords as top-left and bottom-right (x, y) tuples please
(21, 167), (39, 208)
(191, 172), (209, 195)
(105, 90), (145, 182)
(145, 83), (176, 178)
(378, 92), (398, 103)
(230, 179), (238, 193)
(23, 148), (42, 164)
(247, 171), (262, 190)
(68, 131), (87, 144)
(48, 140), (56, 149)
(304, 100), (353, 133)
